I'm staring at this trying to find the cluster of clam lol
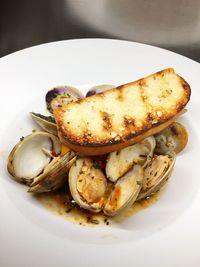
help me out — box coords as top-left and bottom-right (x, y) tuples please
(7, 85), (188, 216)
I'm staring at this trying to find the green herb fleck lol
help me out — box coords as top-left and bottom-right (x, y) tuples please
(93, 161), (100, 169)
(31, 112), (56, 124)
(87, 217), (99, 224)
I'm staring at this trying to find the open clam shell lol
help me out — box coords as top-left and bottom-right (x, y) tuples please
(137, 152), (176, 200)
(155, 122), (188, 154)
(103, 165), (144, 216)
(46, 86), (84, 113)
(7, 131), (61, 185)
(106, 136), (156, 182)
(29, 151), (76, 193)
(86, 84), (115, 97)
(68, 157), (107, 213)
(30, 112), (58, 135)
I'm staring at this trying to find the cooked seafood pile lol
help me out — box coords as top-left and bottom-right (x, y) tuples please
(7, 83), (188, 217)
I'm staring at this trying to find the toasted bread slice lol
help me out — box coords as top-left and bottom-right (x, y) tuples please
(54, 68), (191, 155)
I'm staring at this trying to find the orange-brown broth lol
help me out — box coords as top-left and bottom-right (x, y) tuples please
(34, 187), (162, 227)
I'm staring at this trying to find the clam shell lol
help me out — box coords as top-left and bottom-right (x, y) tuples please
(137, 152), (176, 200)
(30, 112), (58, 135)
(7, 131), (61, 185)
(68, 157), (107, 213)
(155, 122), (188, 154)
(106, 136), (156, 182)
(46, 86), (84, 113)
(29, 151), (77, 193)
(86, 84), (115, 97)
(103, 165), (144, 216)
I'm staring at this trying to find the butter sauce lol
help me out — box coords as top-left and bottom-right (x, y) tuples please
(34, 186), (163, 227)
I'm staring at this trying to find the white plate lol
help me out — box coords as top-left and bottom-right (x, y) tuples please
(0, 39), (200, 267)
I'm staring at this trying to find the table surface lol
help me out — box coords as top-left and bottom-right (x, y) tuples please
(0, 0), (199, 62)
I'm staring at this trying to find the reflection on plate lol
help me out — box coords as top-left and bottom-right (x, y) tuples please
(0, 39), (200, 267)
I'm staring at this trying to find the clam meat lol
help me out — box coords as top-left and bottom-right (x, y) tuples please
(137, 152), (176, 200)
(106, 136), (156, 182)
(155, 122), (188, 154)
(46, 86), (84, 113)
(68, 157), (107, 213)
(103, 165), (144, 216)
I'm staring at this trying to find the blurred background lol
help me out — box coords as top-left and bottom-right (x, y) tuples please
(1, 0), (200, 61)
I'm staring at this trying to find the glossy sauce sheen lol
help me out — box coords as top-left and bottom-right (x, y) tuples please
(109, 187), (121, 210)
(35, 187), (162, 227)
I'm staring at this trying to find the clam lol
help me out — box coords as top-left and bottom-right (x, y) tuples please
(106, 136), (156, 182)
(137, 152), (176, 200)
(155, 122), (188, 154)
(103, 165), (144, 216)
(29, 151), (76, 193)
(46, 86), (84, 113)
(7, 131), (76, 192)
(7, 131), (61, 185)
(68, 157), (107, 213)
(86, 84), (115, 97)
(30, 112), (58, 135)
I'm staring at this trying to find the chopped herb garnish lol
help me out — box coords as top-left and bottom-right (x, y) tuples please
(93, 161), (100, 169)
(63, 92), (71, 98)
(31, 112), (56, 124)
(87, 217), (99, 224)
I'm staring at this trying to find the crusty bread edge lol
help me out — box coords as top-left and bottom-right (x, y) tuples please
(58, 109), (186, 155)
(54, 68), (191, 155)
